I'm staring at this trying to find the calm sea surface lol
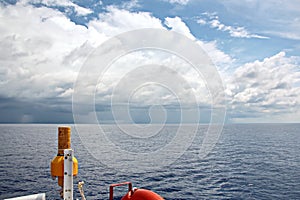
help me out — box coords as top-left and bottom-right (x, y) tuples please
(0, 124), (299, 199)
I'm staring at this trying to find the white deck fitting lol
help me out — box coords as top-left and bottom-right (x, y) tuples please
(4, 193), (46, 200)
(64, 149), (73, 200)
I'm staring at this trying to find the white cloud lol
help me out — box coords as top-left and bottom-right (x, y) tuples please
(20, 0), (93, 16)
(219, 0), (300, 40)
(3, 1), (299, 123)
(197, 14), (268, 39)
(197, 40), (234, 72)
(164, 16), (195, 40)
(0, 2), (232, 110)
(196, 18), (206, 25)
(226, 51), (300, 122)
(265, 30), (300, 41)
(0, 4), (166, 102)
(94, 50), (213, 107)
(120, 0), (140, 10)
(0, 3), (96, 99)
(73, 5), (93, 16)
(89, 6), (163, 36)
(165, 0), (190, 5)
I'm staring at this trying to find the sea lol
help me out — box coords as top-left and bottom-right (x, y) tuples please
(0, 124), (299, 200)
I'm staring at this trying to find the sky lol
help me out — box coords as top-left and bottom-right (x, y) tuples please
(0, 0), (300, 123)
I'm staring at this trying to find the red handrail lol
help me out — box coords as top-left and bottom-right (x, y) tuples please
(109, 182), (133, 200)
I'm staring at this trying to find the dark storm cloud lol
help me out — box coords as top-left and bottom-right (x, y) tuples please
(0, 96), (74, 123)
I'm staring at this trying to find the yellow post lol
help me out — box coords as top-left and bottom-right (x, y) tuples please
(51, 127), (78, 187)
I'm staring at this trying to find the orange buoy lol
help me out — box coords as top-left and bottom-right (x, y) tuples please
(51, 127), (78, 187)
(121, 188), (164, 200)
(110, 182), (164, 200)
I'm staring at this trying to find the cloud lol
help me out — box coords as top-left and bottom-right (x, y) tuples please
(0, 4), (230, 97)
(197, 13), (268, 39)
(3, 1), (298, 123)
(89, 6), (163, 36)
(210, 18), (268, 39)
(0, 95), (73, 123)
(164, 16), (234, 70)
(197, 40), (234, 71)
(120, 0), (140, 10)
(226, 52), (300, 122)
(265, 29), (300, 41)
(196, 18), (206, 25)
(88, 15), (232, 110)
(219, 0), (300, 40)
(0, 2), (94, 101)
(20, 0), (93, 16)
(0, 4), (166, 104)
(1, 2), (230, 123)
(164, 16), (195, 40)
(1, 3), (211, 123)
(164, 0), (190, 5)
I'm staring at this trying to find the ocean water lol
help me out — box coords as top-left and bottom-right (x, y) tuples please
(0, 124), (300, 199)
